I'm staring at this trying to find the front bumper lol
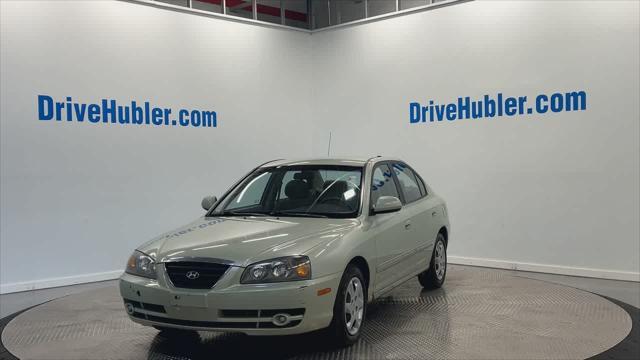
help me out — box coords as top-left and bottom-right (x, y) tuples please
(119, 265), (341, 335)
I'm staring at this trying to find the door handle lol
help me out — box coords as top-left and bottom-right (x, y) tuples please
(404, 221), (411, 230)
(432, 211), (437, 217)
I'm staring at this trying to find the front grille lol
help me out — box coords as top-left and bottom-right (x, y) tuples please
(260, 308), (305, 317)
(219, 308), (306, 318)
(129, 305), (306, 330)
(219, 309), (259, 318)
(132, 312), (302, 329)
(133, 312), (256, 328)
(164, 261), (230, 289)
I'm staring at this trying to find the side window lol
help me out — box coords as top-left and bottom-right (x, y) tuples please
(370, 164), (400, 206)
(392, 163), (423, 204)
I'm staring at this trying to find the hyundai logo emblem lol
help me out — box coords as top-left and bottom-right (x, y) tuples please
(185, 270), (200, 280)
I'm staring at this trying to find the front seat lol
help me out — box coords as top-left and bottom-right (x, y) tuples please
(279, 179), (313, 211)
(295, 171), (324, 195)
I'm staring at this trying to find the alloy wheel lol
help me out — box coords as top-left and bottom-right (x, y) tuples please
(344, 277), (364, 335)
(435, 241), (446, 280)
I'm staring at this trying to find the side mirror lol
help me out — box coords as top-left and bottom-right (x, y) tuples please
(372, 196), (402, 214)
(201, 195), (218, 211)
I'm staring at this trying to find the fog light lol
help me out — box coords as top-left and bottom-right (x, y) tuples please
(125, 303), (135, 315)
(272, 313), (290, 326)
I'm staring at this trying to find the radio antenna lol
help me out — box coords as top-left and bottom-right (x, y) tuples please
(327, 132), (332, 157)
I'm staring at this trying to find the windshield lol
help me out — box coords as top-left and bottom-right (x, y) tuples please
(211, 165), (363, 218)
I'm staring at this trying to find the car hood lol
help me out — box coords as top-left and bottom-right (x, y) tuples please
(137, 216), (359, 266)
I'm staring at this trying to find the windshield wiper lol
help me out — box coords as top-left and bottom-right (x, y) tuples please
(272, 212), (329, 218)
(221, 211), (272, 217)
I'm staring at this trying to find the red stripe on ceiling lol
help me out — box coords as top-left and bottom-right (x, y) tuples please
(284, 9), (307, 22)
(225, 0), (246, 7)
(196, 0), (222, 4)
(194, 0), (307, 23)
(256, 3), (279, 17)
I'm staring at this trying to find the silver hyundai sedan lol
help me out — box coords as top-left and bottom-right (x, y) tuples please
(120, 157), (450, 345)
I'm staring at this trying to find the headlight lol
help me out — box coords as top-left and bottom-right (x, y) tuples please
(240, 256), (311, 284)
(125, 250), (157, 279)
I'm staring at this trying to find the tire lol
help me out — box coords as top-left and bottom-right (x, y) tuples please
(326, 264), (367, 347)
(418, 233), (447, 289)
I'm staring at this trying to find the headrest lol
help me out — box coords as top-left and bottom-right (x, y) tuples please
(293, 171), (323, 192)
(284, 179), (311, 200)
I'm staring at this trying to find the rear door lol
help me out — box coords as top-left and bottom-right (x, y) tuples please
(369, 163), (416, 293)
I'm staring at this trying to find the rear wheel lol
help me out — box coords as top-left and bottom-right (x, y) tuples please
(326, 264), (367, 346)
(418, 233), (447, 289)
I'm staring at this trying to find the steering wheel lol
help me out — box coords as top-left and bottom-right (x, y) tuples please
(317, 196), (343, 205)
(318, 196), (359, 212)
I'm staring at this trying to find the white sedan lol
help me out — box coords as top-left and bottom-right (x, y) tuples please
(120, 157), (450, 346)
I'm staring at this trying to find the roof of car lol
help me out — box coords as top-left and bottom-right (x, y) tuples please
(260, 157), (402, 168)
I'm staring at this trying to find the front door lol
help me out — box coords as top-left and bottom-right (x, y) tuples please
(390, 162), (437, 274)
(369, 163), (416, 293)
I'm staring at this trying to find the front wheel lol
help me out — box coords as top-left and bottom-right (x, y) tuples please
(418, 233), (447, 289)
(326, 264), (367, 347)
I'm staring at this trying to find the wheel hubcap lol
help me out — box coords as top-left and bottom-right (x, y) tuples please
(344, 277), (364, 335)
(435, 241), (446, 280)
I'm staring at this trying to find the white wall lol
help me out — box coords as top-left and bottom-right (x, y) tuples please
(310, 0), (640, 280)
(1, 0), (638, 293)
(0, 0), (312, 292)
